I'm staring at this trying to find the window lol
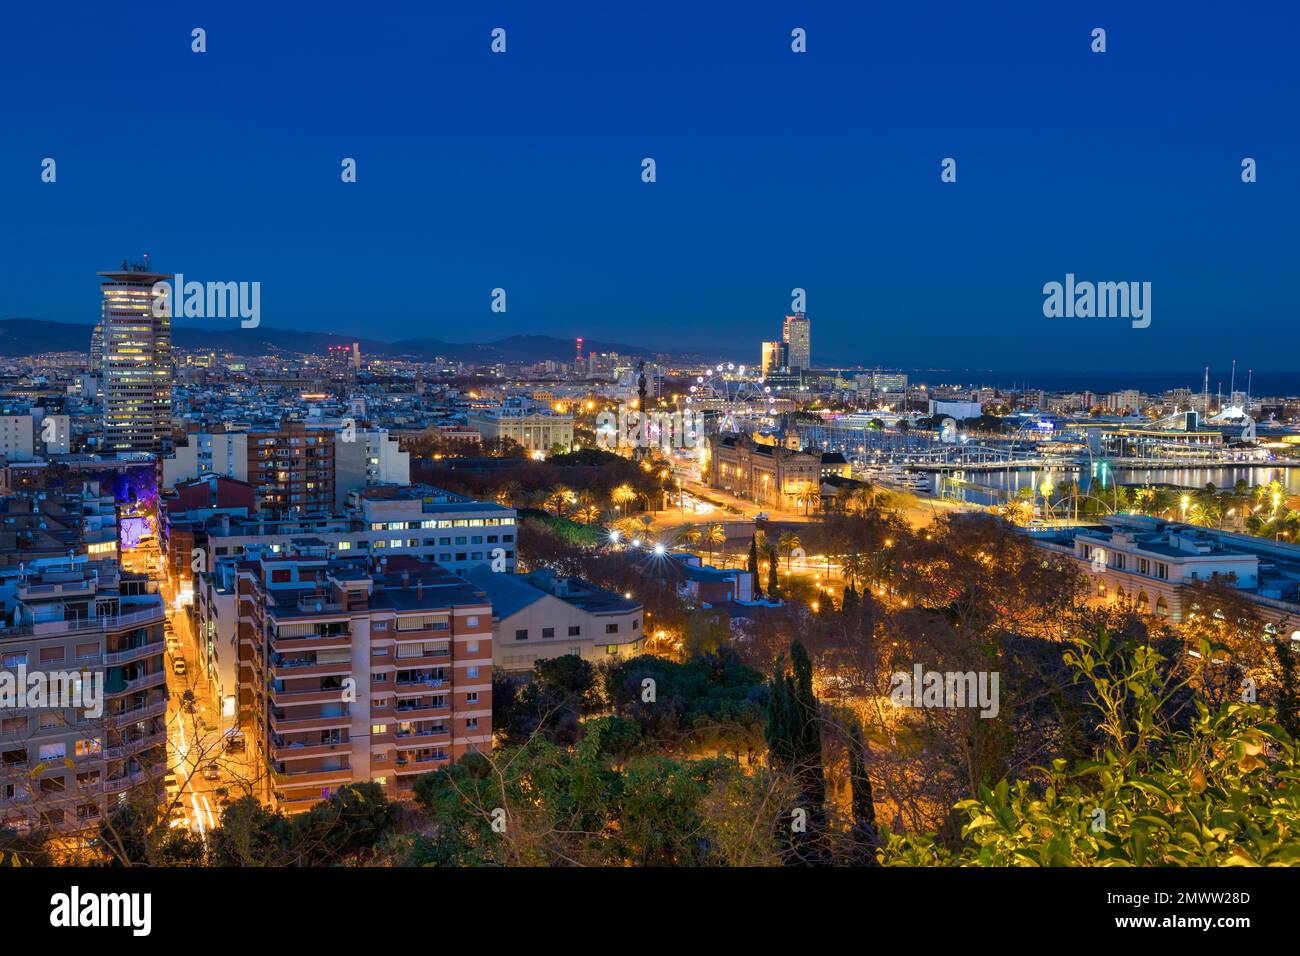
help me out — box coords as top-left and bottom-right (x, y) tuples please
(607, 645), (618, 655)
(542, 627), (554, 639)
(75, 738), (101, 758)
(515, 629), (528, 641)
(371, 724), (387, 735)
(466, 666), (480, 679)
(466, 640), (479, 653)
(75, 642), (99, 661)
(466, 692), (479, 704)
(466, 616), (479, 627)
(632, 619), (639, 630)
(39, 646), (65, 664)
(568, 625), (580, 637)
(605, 623), (619, 634)
(372, 672), (389, 684)
(466, 718), (479, 730)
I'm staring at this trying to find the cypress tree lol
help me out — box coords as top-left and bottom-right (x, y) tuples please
(842, 581), (859, 613)
(1275, 638), (1300, 739)
(748, 535), (762, 599)
(765, 640), (828, 865)
(847, 720), (879, 866)
(767, 545), (779, 600)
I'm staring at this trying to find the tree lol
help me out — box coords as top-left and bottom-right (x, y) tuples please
(764, 640), (828, 865)
(611, 483), (637, 515)
(846, 720), (879, 866)
(767, 545), (780, 600)
(1275, 638), (1300, 740)
(747, 535), (762, 599)
(778, 531), (802, 571)
(702, 523), (726, 565)
(880, 628), (1300, 866)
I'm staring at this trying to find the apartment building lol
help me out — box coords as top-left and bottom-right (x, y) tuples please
(176, 485), (517, 584)
(1028, 515), (1300, 631)
(204, 549), (492, 811)
(162, 421), (409, 514)
(0, 486), (119, 568)
(0, 558), (167, 832)
(463, 566), (643, 673)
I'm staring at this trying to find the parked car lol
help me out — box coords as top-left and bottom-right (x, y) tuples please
(224, 733), (245, 753)
(171, 657), (186, 675)
(163, 773), (179, 796)
(202, 762), (221, 782)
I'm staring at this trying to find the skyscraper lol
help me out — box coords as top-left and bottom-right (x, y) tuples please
(782, 312), (811, 370)
(99, 263), (174, 455)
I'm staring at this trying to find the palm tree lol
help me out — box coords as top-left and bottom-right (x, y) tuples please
(545, 485), (576, 517)
(675, 524), (703, 551)
(702, 523), (726, 565)
(574, 501), (601, 525)
(611, 483), (637, 516)
(778, 531), (802, 571)
(495, 480), (523, 507)
(803, 488), (822, 516)
(841, 551), (868, 589)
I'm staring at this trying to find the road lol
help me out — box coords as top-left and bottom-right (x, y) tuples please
(160, 585), (260, 838)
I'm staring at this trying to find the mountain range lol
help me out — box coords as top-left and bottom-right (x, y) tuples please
(0, 318), (672, 364)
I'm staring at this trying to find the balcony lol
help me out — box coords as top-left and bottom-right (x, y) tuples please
(104, 637), (165, 666)
(121, 670), (167, 694)
(103, 767), (153, 793)
(392, 701), (448, 721)
(102, 730), (166, 759)
(270, 737), (349, 761)
(269, 684), (350, 707)
(271, 766), (354, 788)
(270, 709), (351, 734)
(271, 657), (352, 678)
(3, 604), (164, 638)
(108, 699), (167, 728)
(394, 675), (449, 694)
(269, 629), (351, 654)
(394, 754), (449, 774)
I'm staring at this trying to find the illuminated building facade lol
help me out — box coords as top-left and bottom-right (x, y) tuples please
(99, 265), (174, 455)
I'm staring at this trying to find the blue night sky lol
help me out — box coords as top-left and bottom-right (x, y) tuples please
(2, 0), (1297, 376)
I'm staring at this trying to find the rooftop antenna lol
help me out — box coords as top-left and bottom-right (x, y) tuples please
(1246, 369), (1252, 409)
(142, 252), (150, 271)
(1230, 359), (1236, 399)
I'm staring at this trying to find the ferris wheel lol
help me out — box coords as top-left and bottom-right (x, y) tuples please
(684, 363), (779, 432)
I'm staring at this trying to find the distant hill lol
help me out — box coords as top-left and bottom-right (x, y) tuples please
(0, 318), (662, 363)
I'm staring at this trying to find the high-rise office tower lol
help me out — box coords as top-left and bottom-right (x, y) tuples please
(761, 340), (788, 377)
(99, 263), (174, 455)
(782, 312), (811, 370)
